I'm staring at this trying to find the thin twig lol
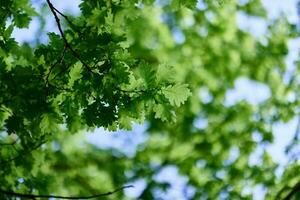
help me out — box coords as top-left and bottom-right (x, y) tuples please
(286, 116), (300, 162)
(293, 116), (300, 141)
(51, 6), (82, 35)
(46, 0), (93, 73)
(0, 185), (133, 199)
(275, 185), (290, 200)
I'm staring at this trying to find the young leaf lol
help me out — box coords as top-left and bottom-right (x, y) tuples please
(162, 84), (191, 107)
(153, 104), (176, 122)
(68, 62), (83, 87)
(40, 113), (59, 134)
(156, 64), (176, 85)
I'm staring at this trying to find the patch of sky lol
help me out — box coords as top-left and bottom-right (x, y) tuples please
(125, 179), (147, 199)
(267, 118), (299, 175)
(41, 0), (81, 14)
(155, 0), (171, 7)
(223, 146), (240, 166)
(242, 185), (253, 198)
(51, 141), (61, 151)
(12, 0), (81, 44)
(236, 0), (249, 6)
(181, 13), (195, 28)
(252, 131), (263, 143)
(199, 27), (208, 37)
(224, 77), (271, 106)
(172, 27), (185, 44)
(283, 38), (300, 85)
(198, 87), (213, 104)
(134, 2), (144, 9)
(18, 178), (24, 183)
(160, 13), (176, 27)
(215, 169), (226, 179)
(204, 11), (215, 23)
(262, 0), (299, 23)
(193, 116), (208, 129)
(196, 0), (207, 11)
(249, 144), (264, 166)
(11, 17), (41, 45)
(237, 0), (299, 23)
(248, 117), (298, 178)
(219, 190), (229, 200)
(86, 123), (149, 158)
(153, 165), (196, 200)
(196, 159), (207, 168)
(253, 184), (267, 200)
(236, 11), (268, 38)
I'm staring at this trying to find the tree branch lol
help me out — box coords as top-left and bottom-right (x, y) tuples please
(293, 116), (300, 141)
(51, 6), (83, 36)
(285, 116), (300, 162)
(0, 185), (133, 199)
(46, 0), (93, 73)
(282, 181), (300, 200)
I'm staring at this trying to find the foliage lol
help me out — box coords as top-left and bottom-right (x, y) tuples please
(0, 0), (300, 199)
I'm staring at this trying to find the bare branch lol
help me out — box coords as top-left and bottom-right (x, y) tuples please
(285, 116), (300, 162)
(282, 181), (300, 200)
(51, 6), (82, 35)
(293, 116), (300, 141)
(0, 185), (133, 199)
(46, 0), (93, 73)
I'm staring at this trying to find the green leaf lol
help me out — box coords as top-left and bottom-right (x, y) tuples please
(4, 24), (14, 39)
(40, 114), (60, 134)
(162, 84), (191, 106)
(153, 104), (176, 122)
(137, 62), (156, 88)
(14, 13), (31, 28)
(156, 64), (176, 85)
(68, 62), (83, 87)
(118, 115), (132, 130)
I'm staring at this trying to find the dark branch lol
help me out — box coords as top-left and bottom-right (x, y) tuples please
(51, 6), (82, 35)
(46, 0), (93, 73)
(282, 181), (300, 200)
(293, 116), (300, 141)
(275, 185), (290, 200)
(286, 116), (300, 162)
(0, 185), (133, 199)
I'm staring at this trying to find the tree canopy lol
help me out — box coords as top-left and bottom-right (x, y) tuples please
(1, 0), (300, 199)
